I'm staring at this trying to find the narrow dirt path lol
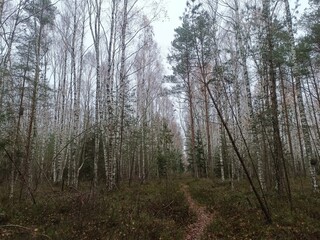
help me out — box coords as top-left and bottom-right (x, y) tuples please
(182, 184), (214, 240)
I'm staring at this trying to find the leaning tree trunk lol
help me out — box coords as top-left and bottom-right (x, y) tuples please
(206, 82), (272, 224)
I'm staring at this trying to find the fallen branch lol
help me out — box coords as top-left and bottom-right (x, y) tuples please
(0, 224), (52, 239)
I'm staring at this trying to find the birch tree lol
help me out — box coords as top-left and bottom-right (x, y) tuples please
(89, 0), (105, 189)
(284, 0), (318, 191)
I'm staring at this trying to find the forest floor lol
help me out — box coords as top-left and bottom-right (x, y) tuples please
(181, 184), (213, 240)
(0, 177), (320, 239)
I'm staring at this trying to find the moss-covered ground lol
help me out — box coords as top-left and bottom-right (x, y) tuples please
(1, 177), (320, 239)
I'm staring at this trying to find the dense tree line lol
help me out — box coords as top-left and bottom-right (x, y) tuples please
(168, 0), (319, 221)
(0, 0), (183, 200)
(0, 0), (319, 222)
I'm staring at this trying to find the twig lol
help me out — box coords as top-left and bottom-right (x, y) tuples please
(0, 224), (52, 239)
(154, 200), (174, 218)
(4, 148), (37, 205)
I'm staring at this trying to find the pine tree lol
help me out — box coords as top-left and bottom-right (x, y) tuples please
(19, 0), (56, 200)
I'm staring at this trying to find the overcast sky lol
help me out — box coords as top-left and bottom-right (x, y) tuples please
(152, 0), (186, 72)
(151, 0), (309, 73)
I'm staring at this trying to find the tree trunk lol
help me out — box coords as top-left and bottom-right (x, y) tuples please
(55, 50), (68, 183)
(104, 0), (117, 191)
(71, 0), (79, 187)
(187, 77), (197, 178)
(118, 0), (129, 186)
(284, 0), (318, 191)
(219, 121), (225, 182)
(89, 0), (103, 190)
(206, 82), (272, 224)
(279, 66), (296, 175)
(10, 43), (30, 198)
(0, 0), (4, 23)
(233, 0), (265, 188)
(23, 17), (43, 201)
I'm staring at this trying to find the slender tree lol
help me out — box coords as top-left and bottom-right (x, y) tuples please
(284, 0), (318, 191)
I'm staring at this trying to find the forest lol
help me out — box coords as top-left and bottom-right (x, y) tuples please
(0, 0), (320, 239)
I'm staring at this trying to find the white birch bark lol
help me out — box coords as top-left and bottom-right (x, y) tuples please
(67, 0), (86, 188)
(232, 0), (265, 189)
(70, 0), (78, 187)
(75, 4), (86, 187)
(117, 0), (129, 185)
(219, 122), (225, 182)
(55, 49), (68, 183)
(89, 0), (103, 189)
(104, 0), (117, 191)
(283, 0), (318, 191)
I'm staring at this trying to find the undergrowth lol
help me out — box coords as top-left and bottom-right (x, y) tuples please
(2, 177), (320, 239)
(187, 178), (320, 240)
(0, 179), (194, 239)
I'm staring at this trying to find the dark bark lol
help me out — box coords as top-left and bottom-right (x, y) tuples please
(205, 83), (272, 224)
